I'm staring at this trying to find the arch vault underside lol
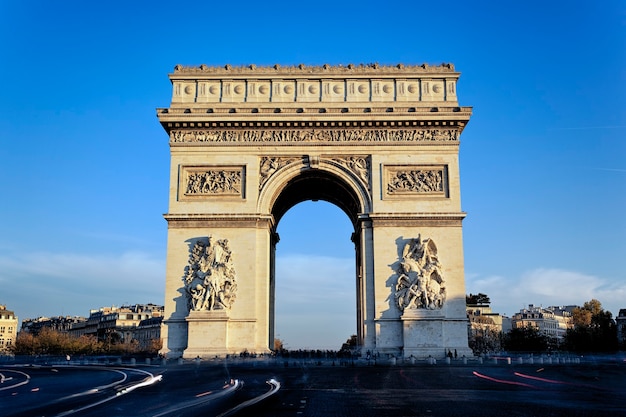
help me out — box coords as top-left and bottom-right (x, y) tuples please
(157, 63), (473, 359)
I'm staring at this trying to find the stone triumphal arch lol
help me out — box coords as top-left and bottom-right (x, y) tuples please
(157, 63), (473, 359)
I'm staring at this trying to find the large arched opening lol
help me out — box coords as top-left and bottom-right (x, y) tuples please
(265, 168), (369, 351)
(274, 201), (355, 350)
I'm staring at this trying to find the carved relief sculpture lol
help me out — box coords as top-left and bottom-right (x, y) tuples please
(387, 167), (445, 195)
(183, 236), (237, 311)
(171, 128), (458, 144)
(332, 156), (370, 189)
(395, 235), (446, 311)
(184, 168), (242, 196)
(259, 157), (297, 190)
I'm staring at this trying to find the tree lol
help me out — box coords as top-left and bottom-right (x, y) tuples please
(502, 325), (548, 352)
(273, 338), (284, 352)
(564, 299), (617, 352)
(466, 293), (491, 305)
(340, 335), (358, 353)
(468, 316), (502, 354)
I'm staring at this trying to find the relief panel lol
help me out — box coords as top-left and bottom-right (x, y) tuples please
(296, 79), (321, 103)
(246, 80), (271, 103)
(384, 165), (448, 199)
(179, 165), (245, 200)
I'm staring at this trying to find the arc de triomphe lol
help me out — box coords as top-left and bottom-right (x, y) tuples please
(157, 63), (473, 359)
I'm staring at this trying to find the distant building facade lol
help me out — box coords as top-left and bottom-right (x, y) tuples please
(21, 316), (87, 335)
(466, 294), (510, 353)
(0, 305), (18, 353)
(511, 304), (573, 343)
(68, 304), (163, 346)
(19, 303), (164, 352)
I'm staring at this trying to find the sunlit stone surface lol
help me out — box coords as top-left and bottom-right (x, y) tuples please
(156, 63), (473, 359)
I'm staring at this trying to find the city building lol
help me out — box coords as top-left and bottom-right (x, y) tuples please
(511, 304), (573, 343)
(617, 309), (626, 349)
(68, 304), (163, 345)
(134, 316), (164, 351)
(0, 305), (18, 353)
(21, 316), (87, 335)
(466, 294), (510, 353)
(18, 303), (164, 353)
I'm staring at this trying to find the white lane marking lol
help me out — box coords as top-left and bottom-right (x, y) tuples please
(0, 369), (30, 391)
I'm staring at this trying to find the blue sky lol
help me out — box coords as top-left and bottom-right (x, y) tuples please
(0, 1), (624, 350)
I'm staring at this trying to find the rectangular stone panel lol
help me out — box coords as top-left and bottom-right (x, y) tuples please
(383, 165), (448, 199)
(371, 79), (395, 102)
(196, 81), (221, 103)
(296, 79), (321, 102)
(346, 79), (370, 102)
(179, 165), (246, 200)
(395, 79), (421, 102)
(271, 80), (296, 102)
(246, 80), (271, 103)
(445, 79), (457, 101)
(421, 79), (445, 102)
(321, 79), (346, 102)
(172, 81), (197, 103)
(221, 80), (247, 103)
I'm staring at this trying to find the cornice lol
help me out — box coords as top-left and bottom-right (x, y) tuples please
(164, 213), (274, 228)
(360, 212), (466, 227)
(364, 212), (467, 220)
(157, 107), (472, 135)
(171, 63), (458, 78)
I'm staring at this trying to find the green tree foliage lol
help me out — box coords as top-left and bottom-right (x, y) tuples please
(564, 299), (617, 352)
(502, 325), (549, 352)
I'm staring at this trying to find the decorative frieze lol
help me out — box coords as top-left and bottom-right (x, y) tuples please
(385, 165), (447, 197)
(171, 128), (458, 144)
(182, 166), (244, 198)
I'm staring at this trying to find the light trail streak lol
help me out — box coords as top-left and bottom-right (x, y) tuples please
(54, 368), (162, 417)
(472, 371), (535, 388)
(152, 378), (242, 417)
(513, 371), (606, 390)
(513, 372), (566, 385)
(216, 378), (281, 417)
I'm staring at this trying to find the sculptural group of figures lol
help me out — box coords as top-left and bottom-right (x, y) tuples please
(395, 235), (446, 311)
(170, 128), (459, 144)
(184, 236), (237, 311)
(387, 169), (443, 194)
(185, 171), (241, 195)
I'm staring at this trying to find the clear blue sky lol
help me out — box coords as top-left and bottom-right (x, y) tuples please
(1, 1), (624, 350)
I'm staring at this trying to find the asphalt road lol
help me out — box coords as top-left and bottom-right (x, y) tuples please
(2, 358), (625, 416)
